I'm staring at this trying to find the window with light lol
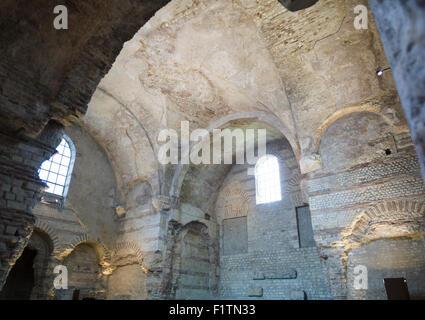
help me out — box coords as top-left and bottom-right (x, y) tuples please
(255, 155), (282, 204)
(38, 136), (75, 197)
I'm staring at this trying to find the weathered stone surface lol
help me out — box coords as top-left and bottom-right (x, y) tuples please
(1, 0), (425, 301)
(0, 0), (169, 138)
(369, 0), (425, 182)
(0, 121), (62, 290)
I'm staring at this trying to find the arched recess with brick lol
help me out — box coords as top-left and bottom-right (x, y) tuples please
(314, 106), (404, 155)
(340, 200), (425, 248)
(57, 234), (113, 275)
(0, 0), (169, 291)
(317, 111), (400, 174)
(161, 221), (217, 300)
(336, 200), (425, 299)
(111, 241), (144, 268)
(106, 241), (151, 300)
(34, 219), (61, 257)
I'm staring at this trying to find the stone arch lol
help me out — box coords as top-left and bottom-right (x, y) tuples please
(106, 241), (149, 300)
(57, 234), (112, 275)
(341, 200), (425, 248)
(60, 240), (108, 299)
(314, 106), (398, 153)
(169, 111), (299, 202)
(339, 200), (425, 299)
(317, 110), (397, 173)
(81, 89), (161, 198)
(162, 220), (216, 299)
(34, 219), (60, 256)
(328, 200), (425, 283)
(216, 181), (252, 221)
(111, 241), (144, 269)
(26, 229), (55, 300)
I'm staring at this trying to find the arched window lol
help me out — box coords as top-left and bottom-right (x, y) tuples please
(38, 135), (75, 198)
(255, 155), (282, 204)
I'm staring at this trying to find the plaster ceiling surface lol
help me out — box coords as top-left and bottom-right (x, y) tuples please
(82, 0), (405, 197)
(83, 0), (295, 196)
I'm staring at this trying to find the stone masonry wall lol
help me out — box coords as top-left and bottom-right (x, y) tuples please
(369, 0), (425, 182)
(217, 140), (331, 299)
(308, 113), (425, 299)
(0, 121), (63, 290)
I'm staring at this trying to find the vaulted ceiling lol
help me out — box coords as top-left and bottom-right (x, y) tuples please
(81, 0), (405, 199)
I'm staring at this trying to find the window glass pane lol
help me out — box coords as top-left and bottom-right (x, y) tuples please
(61, 156), (70, 167)
(63, 146), (71, 158)
(47, 172), (58, 183)
(38, 137), (73, 197)
(255, 155), (282, 204)
(59, 165), (68, 176)
(52, 153), (62, 164)
(56, 144), (64, 154)
(50, 162), (60, 173)
(41, 161), (51, 171)
(56, 175), (66, 186)
(46, 183), (55, 193)
(53, 185), (64, 196)
(39, 170), (48, 181)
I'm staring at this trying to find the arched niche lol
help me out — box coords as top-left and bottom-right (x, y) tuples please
(339, 200), (425, 299)
(163, 221), (215, 300)
(168, 112), (299, 202)
(0, 229), (53, 300)
(171, 114), (299, 218)
(319, 112), (395, 173)
(216, 137), (304, 257)
(107, 241), (147, 300)
(61, 242), (104, 300)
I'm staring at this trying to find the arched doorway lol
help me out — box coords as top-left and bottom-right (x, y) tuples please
(60, 242), (103, 300)
(0, 247), (37, 300)
(0, 229), (53, 300)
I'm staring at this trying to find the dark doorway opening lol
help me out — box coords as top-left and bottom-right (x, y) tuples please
(296, 205), (316, 248)
(384, 278), (410, 300)
(72, 289), (80, 300)
(0, 247), (37, 300)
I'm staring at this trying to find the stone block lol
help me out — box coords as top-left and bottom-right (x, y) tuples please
(5, 226), (18, 236)
(253, 271), (265, 280)
(6, 200), (26, 211)
(55, 287), (76, 300)
(247, 286), (263, 297)
(4, 192), (16, 201)
(265, 269), (297, 279)
(0, 184), (11, 192)
(290, 290), (306, 300)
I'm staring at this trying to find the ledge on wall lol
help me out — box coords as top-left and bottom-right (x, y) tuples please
(40, 192), (65, 209)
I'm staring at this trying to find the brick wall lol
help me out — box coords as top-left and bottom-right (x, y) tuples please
(309, 112), (425, 299)
(216, 140), (331, 299)
(0, 122), (62, 290)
